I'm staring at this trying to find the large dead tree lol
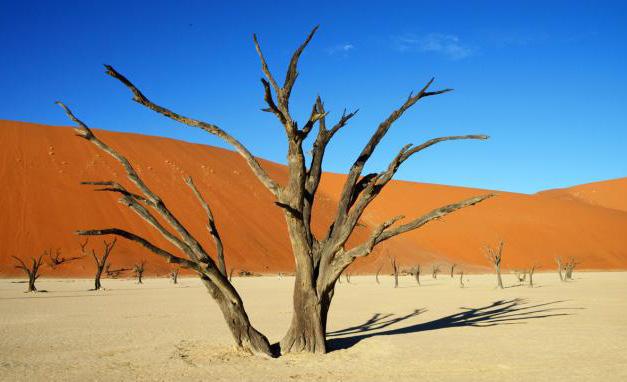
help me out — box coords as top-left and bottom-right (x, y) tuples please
(12, 255), (45, 293)
(485, 241), (504, 289)
(81, 238), (117, 290)
(57, 26), (492, 355)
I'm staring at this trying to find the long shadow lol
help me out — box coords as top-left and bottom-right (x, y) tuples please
(327, 298), (578, 351)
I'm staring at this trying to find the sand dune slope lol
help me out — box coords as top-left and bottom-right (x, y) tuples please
(1, 120), (626, 276)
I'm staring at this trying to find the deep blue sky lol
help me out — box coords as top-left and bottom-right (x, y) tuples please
(1, 0), (626, 193)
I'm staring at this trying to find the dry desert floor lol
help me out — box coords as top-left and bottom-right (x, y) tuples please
(1, 272), (626, 381)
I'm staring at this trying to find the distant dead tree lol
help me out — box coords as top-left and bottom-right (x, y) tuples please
(432, 264), (441, 279)
(391, 257), (399, 288)
(484, 241), (504, 289)
(133, 260), (146, 284)
(459, 270), (465, 288)
(45, 248), (82, 269)
(375, 264), (383, 284)
(556, 257), (564, 281)
(104, 264), (131, 279)
(345, 272), (351, 284)
(170, 266), (180, 284)
(528, 264), (538, 287)
(513, 269), (527, 284)
(413, 265), (421, 285)
(564, 257), (577, 280)
(81, 238), (117, 290)
(57, 26), (492, 355)
(450, 263), (456, 278)
(12, 254), (45, 292)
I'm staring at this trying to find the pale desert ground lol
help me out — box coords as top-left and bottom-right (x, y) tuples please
(1, 272), (626, 381)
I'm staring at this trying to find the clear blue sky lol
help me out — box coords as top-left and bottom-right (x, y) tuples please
(1, 0), (626, 193)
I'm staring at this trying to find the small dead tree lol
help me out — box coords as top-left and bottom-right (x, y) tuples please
(344, 272), (351, 284)
(450, 263), (456, 278)
(12, 255), (45, 292)
(375, 264), (383, 284)
(432, 264), (441, 279)
(391, 257), (399, 288)
(170, 267), (180, 284)
(104, 264), (131, 279)
(564, 257), (577, 280)
(82, 238), (118, 290)
(459, 270), (465, 288)
(413, 265), (421, 285)
(133, 260), (146, 284)
(513, 269), (527, 284)
(58, 26), (492, 355)
(484, 241), (504, 289)
(556, 257), (564, 281)
(45, 248), (82, 269)
(528, 264), (538, 287)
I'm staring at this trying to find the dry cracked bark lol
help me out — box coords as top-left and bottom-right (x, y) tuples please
(57, 26), (492, 356)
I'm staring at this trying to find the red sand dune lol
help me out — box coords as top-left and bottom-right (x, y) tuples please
(1, 120), (626, 277)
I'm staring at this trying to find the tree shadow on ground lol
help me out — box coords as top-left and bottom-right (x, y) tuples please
(327, 298), (578, 351)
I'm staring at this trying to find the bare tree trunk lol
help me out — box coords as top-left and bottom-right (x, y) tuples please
(391, 257), (399, 288)
(201, 276), (274, 355)
(556, 257), (564, 281)
(450, 263), (456, 278)
(485, 241), (504, 289)
(528, 265), (536, 288)
(459, 271), (464, 288)
(414, 265), (421, 285)
(279, 272), (329, 354)
(27, 273), (37, 292)
(375, 265), (382, 284)
(94, 266), (103, 290)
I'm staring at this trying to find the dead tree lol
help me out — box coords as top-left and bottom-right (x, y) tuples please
(432, 264), (441, 279)
(513, 269), (527, 284)
(133, 260), (146, 284)
(104, 264), (130, 279)
(564, 257), (577, 280)
(12, 255), (45, 292)
(170, 267), (180, 284)
(528, 264), (538, 287)
(375, 264), (383, 284)
(391, 257), (399, 288)
(556, 257), (564, 281)
(450, 263), (456, 278)
(344, 272), (351, 284)
(484, 241), (504, 289)
(414, 265), (421, 285)
(459, 270), (465, 288)
(57, 26), (492, 355)
(45, 248), (82, 269)
(82, 238), (117, 290)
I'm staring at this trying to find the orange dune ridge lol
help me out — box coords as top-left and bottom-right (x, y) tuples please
(1, 120), (626, 277)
